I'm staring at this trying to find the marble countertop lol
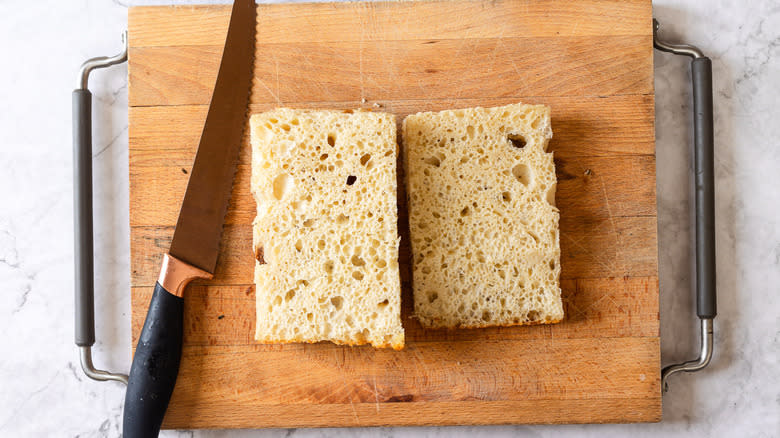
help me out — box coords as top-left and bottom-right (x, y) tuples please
(1, 0), (778, 436)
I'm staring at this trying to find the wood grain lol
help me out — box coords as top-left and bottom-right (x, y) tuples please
(132, 276), (659, 346)
(128, 0), (660, 427)
(130, 36), (653, 106)
(160, 398), (661, 428)
(155, 338), (659, 406)
(129, 95), (656, 168)
(130, 215), (658, 288)
(129, 155), (656, 227)
(129, 1), (652, 47)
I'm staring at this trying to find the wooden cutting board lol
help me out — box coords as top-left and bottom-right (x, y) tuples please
(128, 0), (659, 428)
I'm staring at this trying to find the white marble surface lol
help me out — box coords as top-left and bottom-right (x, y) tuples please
(1, 0), (778, 436)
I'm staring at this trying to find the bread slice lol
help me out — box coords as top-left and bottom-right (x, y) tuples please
(402, 103), (563, 329)
(250, 109), (404, 349)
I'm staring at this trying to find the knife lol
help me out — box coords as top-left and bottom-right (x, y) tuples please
(122, 1), (255, 436)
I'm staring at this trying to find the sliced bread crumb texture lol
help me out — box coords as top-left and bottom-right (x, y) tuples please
(403, 103), (563, 329)
(250, 109), (404, 349)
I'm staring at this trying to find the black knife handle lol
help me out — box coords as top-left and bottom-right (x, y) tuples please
(73, 89), (96, 347)
(123, 282), (184, 438)
(692, 57), (717, 319)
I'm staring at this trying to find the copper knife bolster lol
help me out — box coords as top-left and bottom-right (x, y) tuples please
(158, 253), (213, 298)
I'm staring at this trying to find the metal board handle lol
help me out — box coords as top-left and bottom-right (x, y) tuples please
(653, 19), (717, 392)
(73, 32), (129, 385)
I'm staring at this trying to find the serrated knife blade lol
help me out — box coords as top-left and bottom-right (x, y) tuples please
(169, 1), (256, 274)
(122, 1), (256, 436)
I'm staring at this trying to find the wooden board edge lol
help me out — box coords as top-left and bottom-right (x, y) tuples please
(161, 397), (662, 428)
(129, 0), (653, 47)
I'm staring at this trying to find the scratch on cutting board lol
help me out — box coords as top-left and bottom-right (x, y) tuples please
(570, 19), (581, 36)
(562, 232), (616, 276)
(495, 32), (523, 79)
(564, 158), (621, 274)
(297, 47), (335, 102)
(604, 288), (624, 316)
(349, 399), (360, 424)
(359, 43), (365, 102)
(416, 79), (428, 97)
(577, 293), (610, 320)
(380, 40), (396, 93)
(490, 32), (523, 95)
(373, 375), (380, 413)
(490, 27), (505, 64)
(594, 166), (625, 274)
(255, 77), (281, 105)
(337, 348), (360, 424)
(274, 56), (281, 103)
(463, 27), (506, 99)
